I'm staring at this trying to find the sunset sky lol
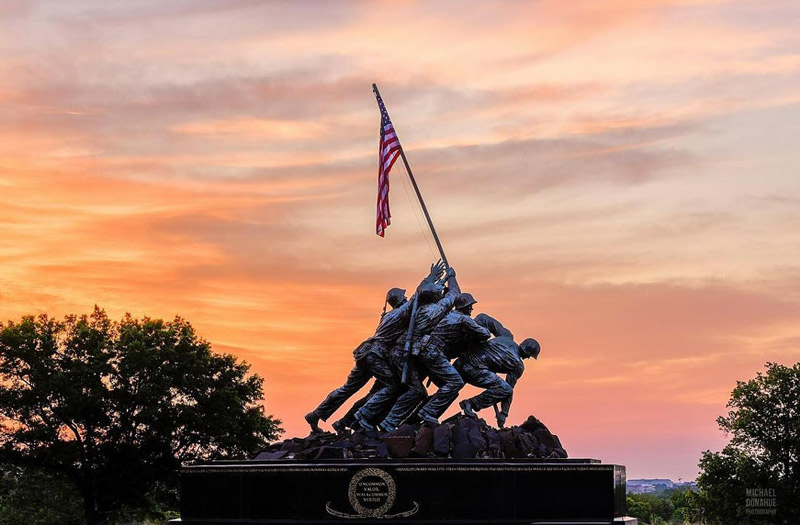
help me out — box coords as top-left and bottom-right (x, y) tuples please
(2, 0), (800, 480)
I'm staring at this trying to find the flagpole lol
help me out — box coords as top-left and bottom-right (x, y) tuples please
(372, 83), (450, 269)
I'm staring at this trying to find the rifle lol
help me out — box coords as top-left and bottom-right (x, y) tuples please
(400, 296), (419, 385)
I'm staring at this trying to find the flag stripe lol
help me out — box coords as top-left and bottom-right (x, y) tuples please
(375, 93), (403, 237)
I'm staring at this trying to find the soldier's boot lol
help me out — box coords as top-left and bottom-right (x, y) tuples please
(331, 419), (348, 434)
(353, 411), (375, 432)
(417, 409), (440, 427)
(377, 420), (396, 433)
(459, 399), (478, 418)
(304, 411), (322, 433)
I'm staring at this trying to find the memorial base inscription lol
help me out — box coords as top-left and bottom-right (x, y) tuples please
(176, 458), (635, 524)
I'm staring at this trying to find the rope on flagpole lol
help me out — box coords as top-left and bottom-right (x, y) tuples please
(398, 160), (438, 261)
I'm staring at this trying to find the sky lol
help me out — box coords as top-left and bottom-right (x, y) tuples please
(2, 0), (800, 480)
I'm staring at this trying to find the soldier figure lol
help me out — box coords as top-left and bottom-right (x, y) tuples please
(329, 383), (382, 433)
(454, 313), (540, 428)
(432, 292), (491, 361)
(346, 331), (409, 430)
(304, 262), (445, 433)
(377, 267), (464, 431)
(352, 291), (487, 430)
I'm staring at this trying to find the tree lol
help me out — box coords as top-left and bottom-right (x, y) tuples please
(626, 494), (653, 524)
(667, 487), (700, 524)
(0, 464), (84, 525)
(626, 488), (704, 524)
(695, 362), (800, 523)
(0, 308), (283, 524)
(626, 491), (681, 524)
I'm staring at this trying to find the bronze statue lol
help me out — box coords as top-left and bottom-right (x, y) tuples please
(377, 267), (464, 431)
(329, 385), (380, 433)
(305, 85), (543, 434)
(346, 333), (410, 430)
(305, 262), (445, 433)
(432, 292), (491, 360)
(454, 313), (540, 428)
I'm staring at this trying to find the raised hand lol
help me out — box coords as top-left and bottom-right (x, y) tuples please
(428, 259), (446, 282)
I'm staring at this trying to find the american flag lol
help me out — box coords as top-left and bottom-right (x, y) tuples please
(375, 90), (401, 237)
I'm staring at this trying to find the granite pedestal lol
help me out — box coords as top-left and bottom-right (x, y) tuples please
(177, 458), (635, 524)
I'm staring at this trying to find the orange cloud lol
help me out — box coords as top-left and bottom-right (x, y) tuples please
(3, 0), (800, 481)
(170, 117), (328, 140)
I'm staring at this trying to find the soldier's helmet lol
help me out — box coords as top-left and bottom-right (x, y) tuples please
(416, 282), (444, 304)
(385, 287), (407, 309)
(455, 292), (478, 310)
(519, 338), (541, 360)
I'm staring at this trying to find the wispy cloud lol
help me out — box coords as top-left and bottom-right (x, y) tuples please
(3, 0), (800, 480)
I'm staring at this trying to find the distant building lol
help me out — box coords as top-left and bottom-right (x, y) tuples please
(627, 478), (697, 494)
(627, 482), (656, 494)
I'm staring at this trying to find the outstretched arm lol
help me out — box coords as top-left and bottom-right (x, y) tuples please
(444, 266), (460, 297)
(474, 313), (513, 339)
(461, 315), (491, 343)
(498, 364), (524, 426)
(421, 267), (461, 328)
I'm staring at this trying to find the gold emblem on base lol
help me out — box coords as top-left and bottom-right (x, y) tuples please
(325, 467), (419, 519)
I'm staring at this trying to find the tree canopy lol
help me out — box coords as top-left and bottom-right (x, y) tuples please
(695, 361), (800, 524)
(0, 308), (282, 524)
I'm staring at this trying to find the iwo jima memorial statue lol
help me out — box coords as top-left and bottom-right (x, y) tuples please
(176, 85), (635, 524)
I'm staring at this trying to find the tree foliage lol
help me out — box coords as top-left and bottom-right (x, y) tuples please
(626, 489), (699, 525)
(695, 362), (800, 523)
(0, 464), (84, 525)
(0, 308), (282, 524)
